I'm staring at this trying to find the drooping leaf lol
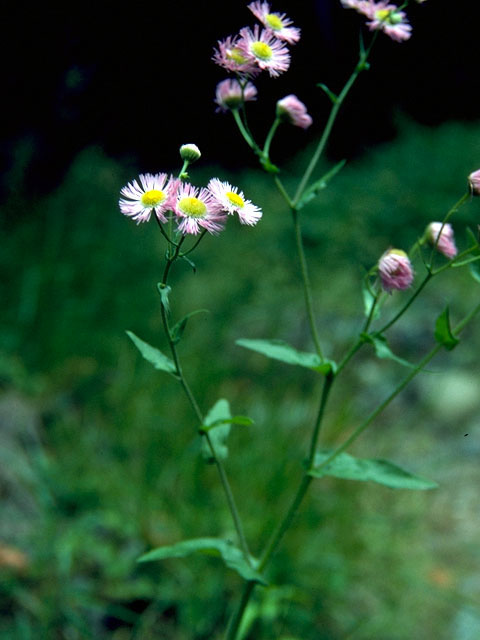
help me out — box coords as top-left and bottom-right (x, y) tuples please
(361, 333), (415, 368)
(317, 83), (338, 104)
(297, 160), (346, 210)
(171, 309), (209, 344)
(309, 451), (438, 490)
(201, 399), (232, 463)
(236, 338), (336, 374)
(434, 307), (459, 351)
(138, 537), (266, 584)
(126, 331), (177, 375)
(157, 283), (171, 314)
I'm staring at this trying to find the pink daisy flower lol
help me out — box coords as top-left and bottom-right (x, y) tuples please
(119, 173), (173, 224)
(378, 249), (414, 292)
(238, 26), (291, 78)
(215, 78), (258, 112)
(426, 222), (458, 259)
(247, 1), (301, 44)
(468, 169), (480, 196)
(208, 178), (263, 226)
(276, 94), (312, 129)
(340, 0), (412, 42)
(173, 182), (226, 235)
(213, 35), (260, 76)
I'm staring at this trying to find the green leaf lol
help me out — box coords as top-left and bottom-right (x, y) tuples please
(138, 537), (266, 584)
(361, 333), (415, 368)
(201, 399), (232, 463)
(171, 309), (209, 344)
(236, 338), (336, 374)
(182, 255), (196, 273)
(317, 83), (338, 104)
(157, 283), (171, 314)
(200, 415), (254, 433)
(434, 307), (459, 351)
(310, 451), (438, 490)
(126, 331), (177, 375)
(297, 160), (346, 210)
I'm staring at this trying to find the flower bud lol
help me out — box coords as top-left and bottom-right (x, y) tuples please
(468, 169), (480, 196)
(378, 249), (414, 292)
(215, 78), (257, 112)
(426, 222), (457, 259)
(276, 95), (312, 129)
(180, 143), (201, 163)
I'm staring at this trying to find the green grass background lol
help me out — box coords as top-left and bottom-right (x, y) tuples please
(1, 118), (480, 639)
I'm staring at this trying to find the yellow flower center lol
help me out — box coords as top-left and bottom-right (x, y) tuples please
(227, 47), (249, 65)
(226, 191), (244, 208)
(375, 9), (402, 24)
(178, 196), (207, 218)
(141, 189), (165, 207)
(265, 13), (283, 31)
(251, 41), (273, 62)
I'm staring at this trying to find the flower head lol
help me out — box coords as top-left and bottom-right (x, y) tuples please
(247, 1), (301, 44)
(119, 173), (173, 224)
(180, 143), (201, 163)
(426, 222), (458, 259)
(173, 182), (226, 235)
(378, 249), (414, 292)
(208, 178), (262, 226)
(340, 0), (412, 42)
(468, 169), (480, 196)
(276, 95), (312, 129)
(215, 78), (258, 112)
(213, 35), (260, 76)
(238, 26), (291, 77)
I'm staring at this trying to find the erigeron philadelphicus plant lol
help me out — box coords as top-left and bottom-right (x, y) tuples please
(119, 1), (480, 637)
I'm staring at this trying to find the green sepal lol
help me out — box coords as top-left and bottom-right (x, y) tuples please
(317, 83), (338, 104)
(309, 450), (438, 490)
(434, 307), (459, 351)
(201, 399), (232, 463)
(126, 330), (177, 376)
(171, 309), (209, 344)
(199, 415), (254, 434)
(138, 537), (266, 584)
(361, 333), (415, 368)
(157, 283), (171, 314)
(297, 160), (346, 210)
(236, 338), (336, 375)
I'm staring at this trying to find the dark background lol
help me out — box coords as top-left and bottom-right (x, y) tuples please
(2, 0), (479, 200)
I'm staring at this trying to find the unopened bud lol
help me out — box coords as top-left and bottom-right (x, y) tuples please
(180, 143), (201, 163)
(468, 169), (480, 196)
(426, 222), (457, 259)
(378, 249), (414, 292)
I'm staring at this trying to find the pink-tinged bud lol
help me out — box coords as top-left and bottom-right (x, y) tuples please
(378, 249), (414, 292)
(468, 169), (480, 196)
(214, 78), (258, 112)
(276, 94), (312, 129)
(426, 222), (457, 259)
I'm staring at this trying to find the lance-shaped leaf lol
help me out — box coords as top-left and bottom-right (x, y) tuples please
(434, 307), (459, 351)
(200, 415), (254, 433)
(361, 333), (415, 368)
(138, 537), (266, 584)
(236, 338), (336, 375)
(201, 399), (232, 463)
(309, 451), (438, 490)
(157, 283), (171, 314)
(297, 159), (346, 210)
(126, 331), (177, 375)
(317, 82), (338, 104)
(171, 309), (209, 344)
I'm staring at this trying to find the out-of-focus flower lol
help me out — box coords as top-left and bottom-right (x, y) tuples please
(238, 26), (291, 77)
(173, 182), (226, 235)
(215, 78), (258, 112)
(213, 35), (260, 75)
(247, 1), (301, 44)
(378, 249), (414, 292)
(276, 94), (312, 129)
(426, 222), (458, 259)
(119, 173), (173, 224)
(180, 143), (201, 163)
(468, 169), (480, 196)
(340, 0), (412, 42)
(208, 178), (263, 225)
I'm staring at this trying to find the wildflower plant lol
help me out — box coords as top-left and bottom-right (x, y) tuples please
(119, 1), (480, 637)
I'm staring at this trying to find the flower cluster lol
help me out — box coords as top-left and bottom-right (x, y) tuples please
(340, 0), (412, 42)
(120, 171), (262, 235)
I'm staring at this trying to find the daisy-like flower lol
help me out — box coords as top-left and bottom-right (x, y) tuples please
(340, 0), (412, 42)
(378, 249), (414, 292)
(208, 178), (263, 226)
(173, 182), (226, 235)
(426, 222), (458, 259)
(215, 78), (258, 112)
(468, 169), (480, 196)
(276, 94), (312, 129)
(238, 26), (291, 78)
(119, 173), (173, 224)
(247, 1), (301, 44)
(213, 35), (260, 75)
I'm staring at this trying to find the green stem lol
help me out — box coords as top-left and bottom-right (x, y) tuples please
(232, 109), (261, 155)
(377, 272), (432, 335)
(263, 117), (281, 160)
(428, 192), (470, 270)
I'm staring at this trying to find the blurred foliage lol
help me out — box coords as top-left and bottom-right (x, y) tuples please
(1, 118), (480, 638)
